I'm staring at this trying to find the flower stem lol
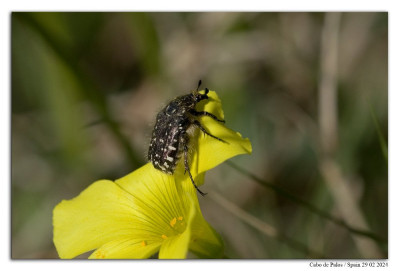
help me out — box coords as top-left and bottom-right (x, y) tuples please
(226, 161), (387, 246)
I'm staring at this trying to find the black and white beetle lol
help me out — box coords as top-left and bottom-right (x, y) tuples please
(148, 80), (225, 196)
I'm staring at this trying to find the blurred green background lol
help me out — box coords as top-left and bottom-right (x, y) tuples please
(11, 12), (387, 259)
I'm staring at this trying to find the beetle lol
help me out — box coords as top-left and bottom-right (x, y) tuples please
(148, 80), (225, 196)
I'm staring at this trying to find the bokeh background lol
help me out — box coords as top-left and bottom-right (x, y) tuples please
(11, 12), (388, 259)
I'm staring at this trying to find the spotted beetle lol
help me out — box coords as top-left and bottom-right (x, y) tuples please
(148, 80), (225, 196)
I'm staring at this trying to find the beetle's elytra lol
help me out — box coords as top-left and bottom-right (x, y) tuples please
(148, 80), (225, 196)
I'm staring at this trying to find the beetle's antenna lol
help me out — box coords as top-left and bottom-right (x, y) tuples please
(197, 80), (202, 91)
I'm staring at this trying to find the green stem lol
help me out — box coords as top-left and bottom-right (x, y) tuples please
(209, 191), (325, 258)
(226, 161), (387, 245)
(369, 105), (388, 164)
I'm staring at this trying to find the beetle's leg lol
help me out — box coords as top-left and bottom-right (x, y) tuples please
(192, 120), (227, 143)
(181, 134), (207, 196)
(189, 109), (225, 123)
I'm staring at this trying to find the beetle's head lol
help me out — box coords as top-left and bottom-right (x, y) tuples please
(192, 80), (209, 102)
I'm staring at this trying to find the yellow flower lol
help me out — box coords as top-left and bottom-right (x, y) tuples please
(53, 90), (252, 259)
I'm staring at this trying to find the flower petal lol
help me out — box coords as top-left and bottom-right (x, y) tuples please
(158, 228), (191, 259)
(158, 200), (195, 259)
(189, 216), (224, 258)
(116, 163), (196, 258)
(53, 180), (140, 259)
(117, 165), (220, 259)
(88, 238), (160, 259)
(174, 173), (224, 258)
(115, 164), (189, 225)
(115, 163), (169, 195)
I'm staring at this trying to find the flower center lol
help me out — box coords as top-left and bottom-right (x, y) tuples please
(161, 216), (186, 240)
